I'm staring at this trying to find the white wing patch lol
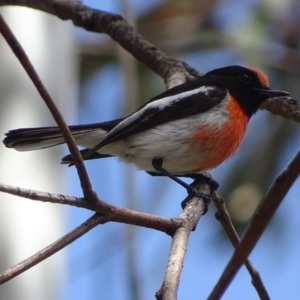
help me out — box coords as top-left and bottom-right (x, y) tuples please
(146, 86), (216, 110)
(104, 86), (217, 139)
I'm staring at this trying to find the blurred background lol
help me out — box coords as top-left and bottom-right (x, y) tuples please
(0, 0), (299, 299)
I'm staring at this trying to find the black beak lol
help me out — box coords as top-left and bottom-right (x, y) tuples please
(258, 88), (290, 99)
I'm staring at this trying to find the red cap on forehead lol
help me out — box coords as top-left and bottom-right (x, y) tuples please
(250, 67), (269, 87)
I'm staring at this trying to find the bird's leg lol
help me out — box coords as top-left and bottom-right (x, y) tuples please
(152, 158), (194, 192)
(181, 190), (210, 214)
(180, 174), (219, 215)
(187, 173), (219, 192)
(151, 158), (211, 214)
(147, 171), (219, 193)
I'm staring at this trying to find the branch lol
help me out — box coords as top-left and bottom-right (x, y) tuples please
(262, 96), (300, 124)
(0, 13), (96, 201)
(0, 180), (212, 286)
(0, 182), (175, 233)
(0, 213), (107, 285)
(208, 150), (300, 299)
(156, 180), (210, 300)
(0, 182), (179, 282)
(0, 0), (200, 87)
(212, 192), (270, 300)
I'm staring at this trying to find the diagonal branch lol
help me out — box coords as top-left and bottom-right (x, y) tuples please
(208, 150), (300, 300)
(212, 192), (270, 300)
(0, 13), (96, 201)
(0, 213), (108, 285)
(0, 0), (200, 88)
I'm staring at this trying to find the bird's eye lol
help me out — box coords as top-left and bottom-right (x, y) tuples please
(240, 73), (252, 83)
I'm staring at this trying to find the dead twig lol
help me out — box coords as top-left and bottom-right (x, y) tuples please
(212, 192), (270, 300)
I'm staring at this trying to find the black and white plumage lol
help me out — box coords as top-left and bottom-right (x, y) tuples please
(4, 84), (228, 174)
(3, 66), (289, 176)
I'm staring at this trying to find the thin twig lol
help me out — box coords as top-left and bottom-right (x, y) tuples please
(208, 150), (300, 300)
(0, 13), (96, 201)
(0, 213), (108, 285)
(0, 183), (87, 207)
(212, 192), (270, 300)
(156, 180), (210, 300)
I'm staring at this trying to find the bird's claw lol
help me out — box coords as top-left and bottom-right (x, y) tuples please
(190, 174), (219, 192)
(181, 186), (211, 215)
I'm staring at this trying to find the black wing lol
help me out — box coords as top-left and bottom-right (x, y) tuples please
(82, 83), (227, 159)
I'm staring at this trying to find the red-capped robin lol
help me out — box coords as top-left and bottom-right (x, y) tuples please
(3, 65), (290, 201)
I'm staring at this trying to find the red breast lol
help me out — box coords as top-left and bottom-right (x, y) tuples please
(190, 95), (248, 172)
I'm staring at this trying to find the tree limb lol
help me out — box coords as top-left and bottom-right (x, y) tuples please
(0, 0), (201, 87)
(0, 213), (108, 285)
(0, 182), (175, 233)
(0, 180), (211, 287)
(212, 192), (270, 300)
(208, 150), (300, 299)
(0, 214), (107, 285)
(156, 180), (210, 300)
(0, 13), (96, 201)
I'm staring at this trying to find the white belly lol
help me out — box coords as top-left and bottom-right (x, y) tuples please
(97, 106), (230, 174)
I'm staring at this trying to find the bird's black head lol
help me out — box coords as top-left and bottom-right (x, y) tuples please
(205, 65), (290, 117)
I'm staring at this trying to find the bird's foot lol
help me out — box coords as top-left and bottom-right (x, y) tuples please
(189, 173), (219, 193)
(181, 186), (211, 215)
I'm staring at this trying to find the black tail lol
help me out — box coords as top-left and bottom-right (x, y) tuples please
(3, 118), (124, 155)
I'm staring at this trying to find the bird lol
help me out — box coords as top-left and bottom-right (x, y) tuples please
(3, 65), (290, 203)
